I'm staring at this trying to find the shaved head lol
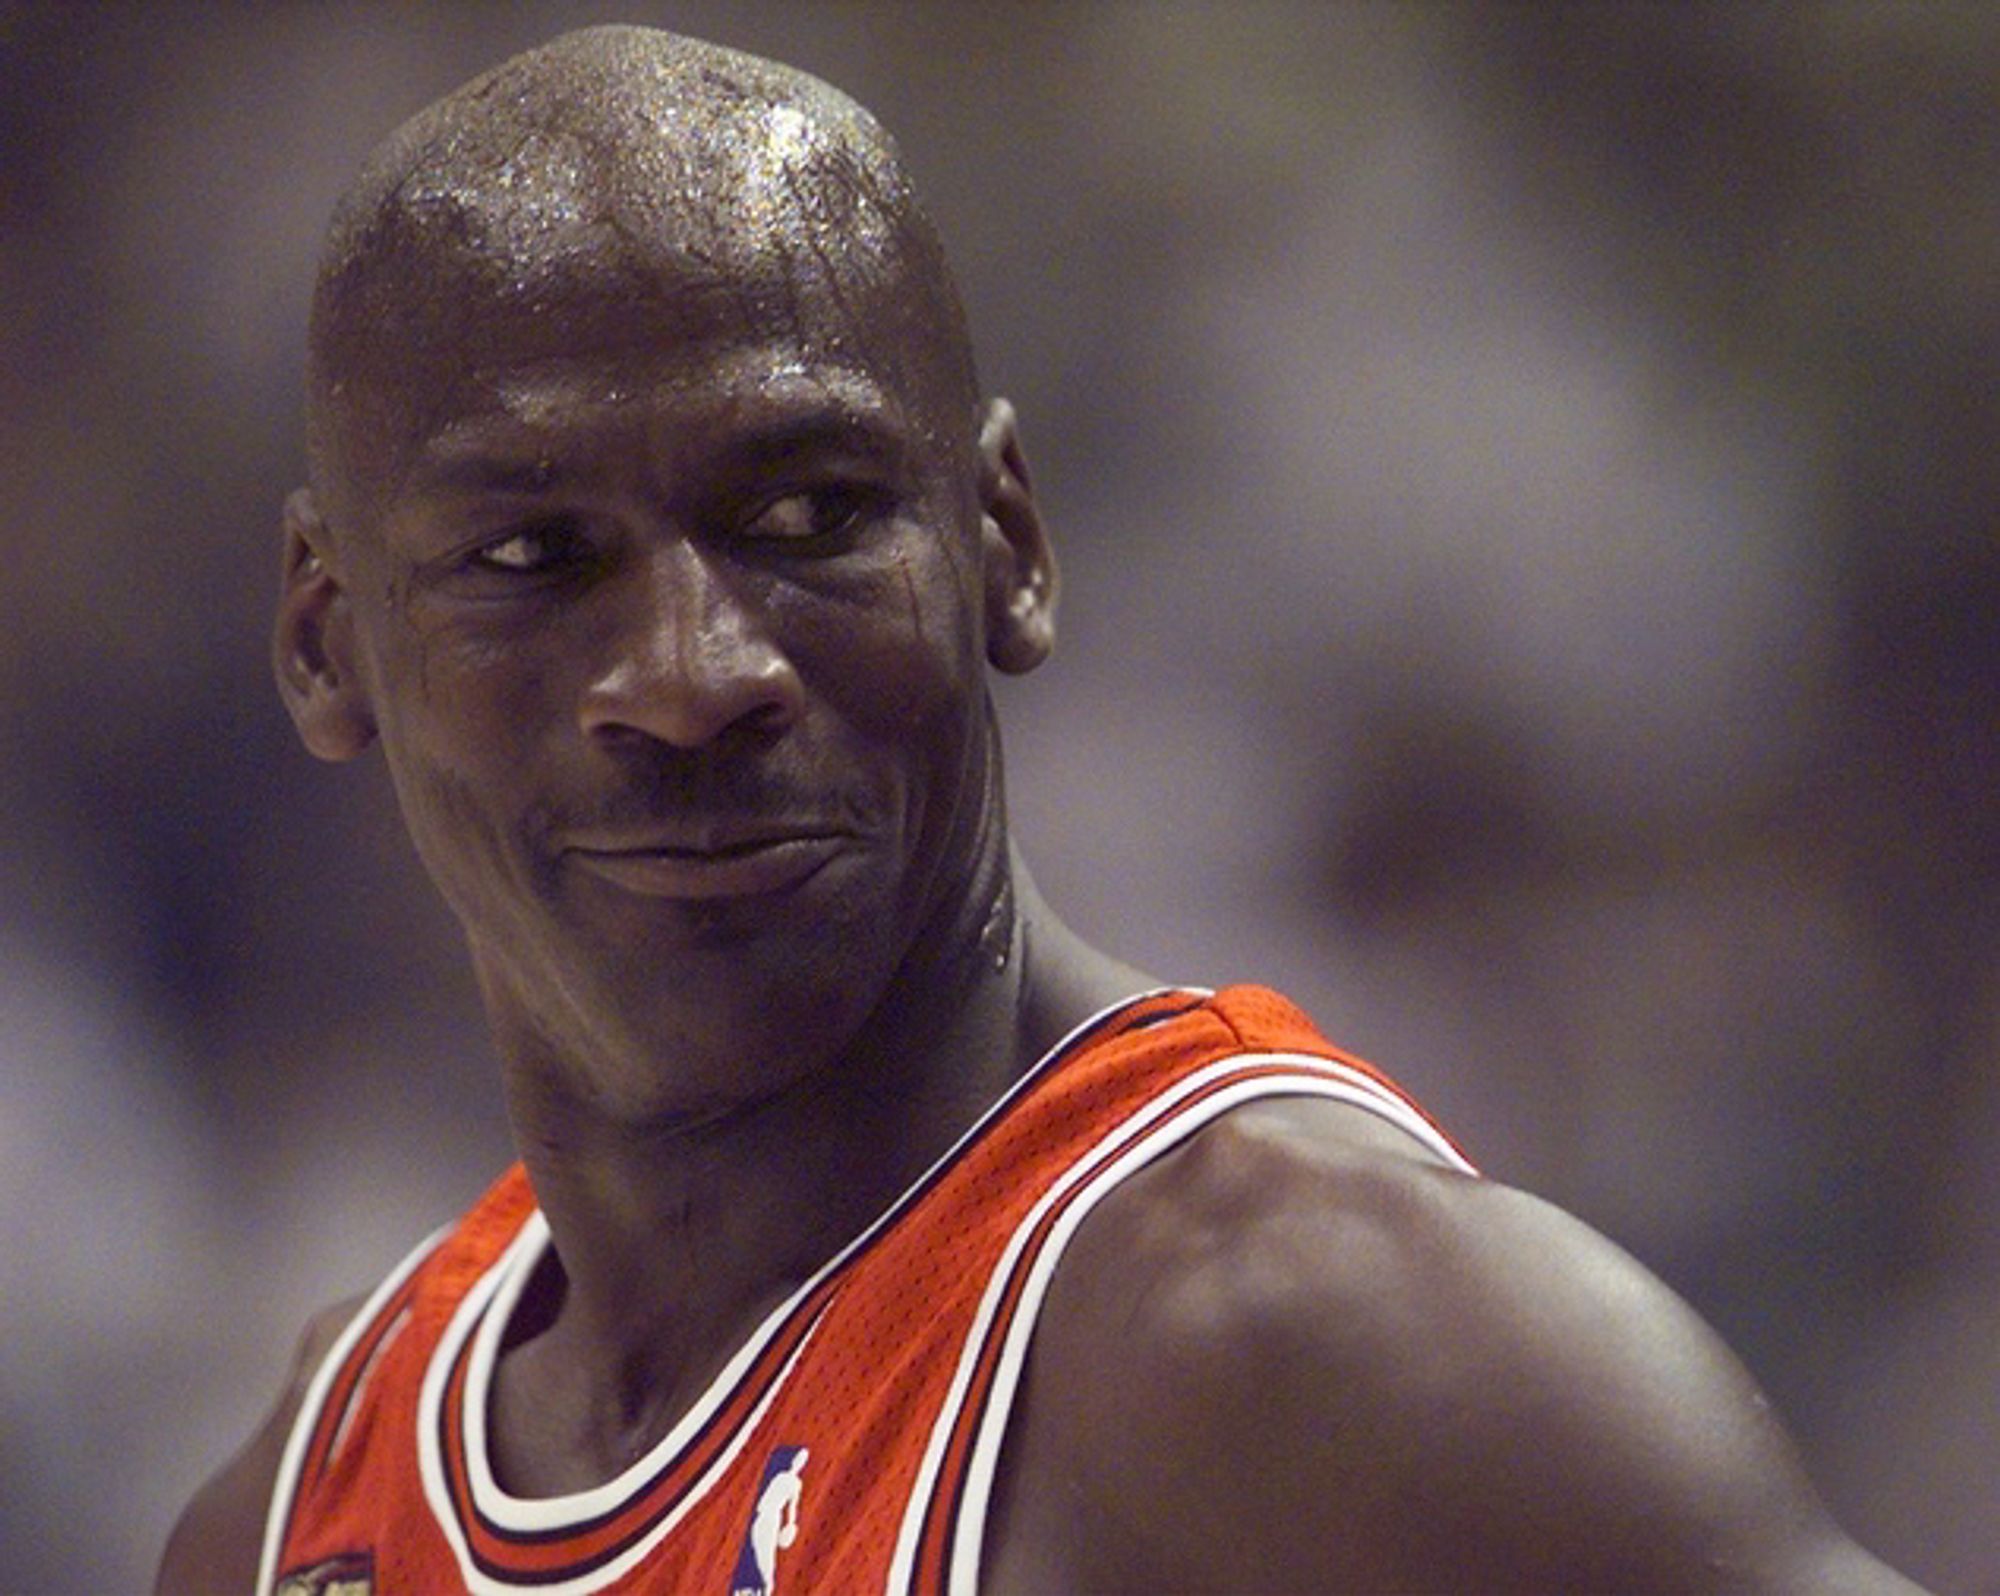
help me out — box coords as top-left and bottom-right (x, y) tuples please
(306, 25), (978, 527)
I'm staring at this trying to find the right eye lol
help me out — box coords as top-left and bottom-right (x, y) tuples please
(468, 517), (585, 574)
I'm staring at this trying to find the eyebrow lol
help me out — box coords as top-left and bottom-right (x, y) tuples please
(410, 388), (914, 499)
(415, 452), (566, 497)
(719, 410), (911, 472)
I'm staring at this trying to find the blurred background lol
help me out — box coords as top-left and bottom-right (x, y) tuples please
(3, 2), (1995, 1588)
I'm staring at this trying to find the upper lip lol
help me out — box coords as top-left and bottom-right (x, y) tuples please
(560, 821), (851, 857)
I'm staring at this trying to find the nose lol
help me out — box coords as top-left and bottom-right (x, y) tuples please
(576, 540), (804, 749)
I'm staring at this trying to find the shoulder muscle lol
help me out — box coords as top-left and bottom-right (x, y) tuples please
(155, 1297), (363, 1596)
(989, 1096), (1918, 1594)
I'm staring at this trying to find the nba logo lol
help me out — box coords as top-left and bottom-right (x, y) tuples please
(729, 1444), (810, 1596)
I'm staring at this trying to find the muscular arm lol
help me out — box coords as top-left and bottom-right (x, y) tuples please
(985, 1098), (1924, 1594)
(156, 1298), (362, 1596)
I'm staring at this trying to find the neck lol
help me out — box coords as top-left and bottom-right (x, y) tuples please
(483, 729), (1158, 1492)
(485, 832), (1023, 1484)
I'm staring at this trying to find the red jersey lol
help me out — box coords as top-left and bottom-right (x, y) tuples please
(261, 986), (1470, 1596)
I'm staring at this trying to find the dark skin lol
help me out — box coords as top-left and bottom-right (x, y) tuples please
(160, 26), (1922, 1594)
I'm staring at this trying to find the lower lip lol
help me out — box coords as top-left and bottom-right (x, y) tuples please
(564, 837), (844, 901)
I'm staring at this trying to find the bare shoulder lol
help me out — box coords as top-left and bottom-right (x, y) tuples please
(984, 1096), (1923, 1595)
(155, 1297), (364, 1596)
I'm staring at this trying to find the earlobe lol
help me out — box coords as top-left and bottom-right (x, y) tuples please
(273, 488), (377, 762)
(977, 398), (1058, 676)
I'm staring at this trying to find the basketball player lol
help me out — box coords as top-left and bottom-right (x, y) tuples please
(158, 26), (1921, 1594)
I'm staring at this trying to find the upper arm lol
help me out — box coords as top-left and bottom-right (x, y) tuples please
(988, 1098), (1923, 1595)
(155, 1298), (362, 1596)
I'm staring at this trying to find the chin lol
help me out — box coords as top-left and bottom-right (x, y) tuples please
(550, 936), (899, 1113)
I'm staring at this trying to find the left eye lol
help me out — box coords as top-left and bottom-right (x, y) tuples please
(741, 486), (879, 546)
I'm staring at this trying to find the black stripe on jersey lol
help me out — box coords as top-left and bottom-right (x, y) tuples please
(440, 1288), (832, 1584)
(1116, 995), (1208, 1033)
(437, 992), (1195, 1588)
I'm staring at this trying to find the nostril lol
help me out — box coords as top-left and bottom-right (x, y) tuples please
(572, 544), (806, 748)
(576, 631), (804, 749)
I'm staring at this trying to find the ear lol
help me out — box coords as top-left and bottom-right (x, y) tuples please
(273, 488), (377, 761)
(977, 398), (1057, 676)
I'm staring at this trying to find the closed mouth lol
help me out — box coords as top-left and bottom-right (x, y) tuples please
(562, 830), (849, 900)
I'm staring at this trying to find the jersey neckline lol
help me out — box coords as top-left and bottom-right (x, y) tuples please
(413, 986), (1194, 1584)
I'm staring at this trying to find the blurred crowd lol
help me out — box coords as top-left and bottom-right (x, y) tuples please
(3, 5), (1995, 1589)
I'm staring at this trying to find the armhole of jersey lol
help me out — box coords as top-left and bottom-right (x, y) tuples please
(886, 1052), (1475, 1596)
(255, 1225), (451, 1596)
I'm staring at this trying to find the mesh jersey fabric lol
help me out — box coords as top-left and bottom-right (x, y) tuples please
(260, 984), (1471, 1596)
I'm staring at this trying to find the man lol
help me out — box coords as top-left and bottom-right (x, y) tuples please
(160, 25), (1919, 1594)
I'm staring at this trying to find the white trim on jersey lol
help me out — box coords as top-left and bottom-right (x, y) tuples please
(883, 1051), (1475, 1596)
(415, 1213), (831, 1596)
(265, 989), (1181, 1596)
(418, 992), (1195, 1564)
(263, 994), (1449, 1596)
(257, 1224), (450, 1596)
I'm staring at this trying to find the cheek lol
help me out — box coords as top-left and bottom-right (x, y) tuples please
(380, 725), (584, 985)
(368, 586), (560, 761)
(787, 541), (984, 741)
(383, 724), (535, 918)
(362, 611), (567, 918)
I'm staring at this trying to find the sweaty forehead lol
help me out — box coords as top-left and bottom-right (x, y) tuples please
(308, 27), (974, 518)
(403, 62), (882, 273)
